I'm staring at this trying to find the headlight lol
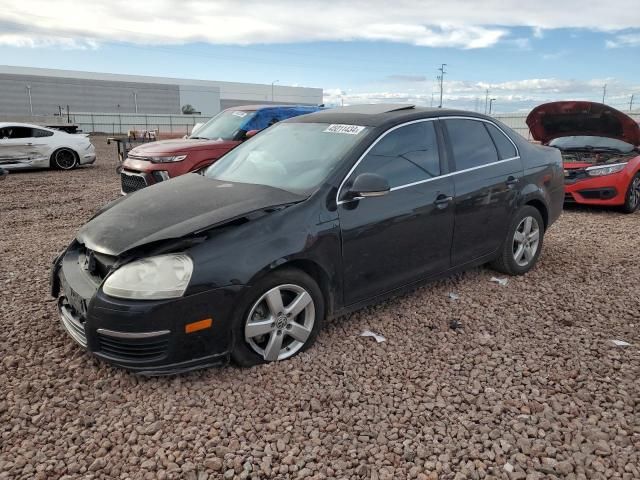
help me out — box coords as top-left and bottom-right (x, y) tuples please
(149, 155), (187, 163)
(586, 162), (627, 177)
(103, 254), (193, 300)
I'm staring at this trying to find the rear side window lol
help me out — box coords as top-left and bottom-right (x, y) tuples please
(445, 119), (498, 171)
(352, 121), (440, 188)
(485, 123), (517, 159)
(33, 128), (54, 138)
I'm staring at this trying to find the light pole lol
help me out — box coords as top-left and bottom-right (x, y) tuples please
(602, 84), (607, 103)
(271, 80), (279, 102)
(489, 98), (496, 114)
(484, 89), (489, 114)
(438, 64), (447, 108)
(26, 85), (33, 116)
(630, 94), (635, 112)
(133, 91), (138, 113)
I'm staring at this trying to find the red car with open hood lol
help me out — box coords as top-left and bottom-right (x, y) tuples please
(526, 101), (640, 213)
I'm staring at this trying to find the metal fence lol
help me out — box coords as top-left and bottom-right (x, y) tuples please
(70, 112), (212, 136)
(6, 110), (640, 138)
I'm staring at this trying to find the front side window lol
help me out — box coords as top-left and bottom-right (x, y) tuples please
(351, 121), (440, 188)
(205, 122), (368, 194)
(0, 126), (33, 139)
(445, 119), (499, 171)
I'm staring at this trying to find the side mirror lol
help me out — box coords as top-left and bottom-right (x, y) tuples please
(245, 129), (259, 139)
(347, 173), (390, 200)
(0, 168), (8, 181)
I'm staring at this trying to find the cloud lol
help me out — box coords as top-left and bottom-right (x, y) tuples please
(323, 77), (640, 113)
(0, 0), (639, 50)
(386, 75), (428, 82)
(606, 32), (640, 48)
(0, 34), (97, 50)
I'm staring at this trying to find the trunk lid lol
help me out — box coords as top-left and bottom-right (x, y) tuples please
(526, 101), (640, 146)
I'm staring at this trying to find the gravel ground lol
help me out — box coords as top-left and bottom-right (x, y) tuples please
(1, 136), (639, 480)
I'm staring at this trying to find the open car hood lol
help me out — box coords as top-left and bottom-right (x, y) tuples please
(526, 101), (640, 146)
(77, 174), (303, 256)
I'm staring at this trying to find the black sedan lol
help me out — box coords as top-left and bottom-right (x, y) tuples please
(51, 104), (564, 374)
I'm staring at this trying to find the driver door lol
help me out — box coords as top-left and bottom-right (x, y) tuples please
(0, 126), (36, 166)
(337, 120), (455, 305)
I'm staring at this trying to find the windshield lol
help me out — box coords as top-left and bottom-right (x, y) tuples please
(191, 110), (256, 141)
(549, 136), (635, 153)
(205, 122), (369, 194)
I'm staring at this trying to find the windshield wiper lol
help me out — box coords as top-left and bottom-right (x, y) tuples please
(569, 146), (624, 153)
(189, 136), (209, 140)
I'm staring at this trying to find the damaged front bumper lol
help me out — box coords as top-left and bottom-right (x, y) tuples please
(51, 243), (244, 374)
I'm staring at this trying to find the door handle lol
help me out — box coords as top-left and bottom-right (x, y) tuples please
(434, 194), (453, 209)
(506, 176), (519, 187)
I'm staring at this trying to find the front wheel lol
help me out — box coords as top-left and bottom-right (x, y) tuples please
(621, 173), (640, 214)
(491, 205), (545, 275)
(231, 268), (324, 367)
(51, 148), (78, 170)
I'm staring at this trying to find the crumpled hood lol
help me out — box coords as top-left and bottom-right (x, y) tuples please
(526, 101), (640, 145)
(129, 138), (238, 155)
(77, 174), (304, 256)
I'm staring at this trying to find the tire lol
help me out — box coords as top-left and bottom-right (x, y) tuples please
(51, 148), (78, 170)
(621, 173), (640, 214)
(491, 205), (545, 276)
(231, 268), (324, 367)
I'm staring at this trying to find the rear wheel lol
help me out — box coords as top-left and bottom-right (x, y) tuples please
(231, 268), (324, 367)
(491, 205), (545, 275)
(621, 173), (640, 214)
(51, 148), (78, 170)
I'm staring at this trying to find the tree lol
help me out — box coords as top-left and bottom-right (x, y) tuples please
(182, 104), (197, 114)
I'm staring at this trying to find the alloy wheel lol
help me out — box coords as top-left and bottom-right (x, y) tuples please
(244, 284), (315, 361)
(629, 177), (640, 210)
(512, 216), (540, 267)
(55, 149), (77, 170)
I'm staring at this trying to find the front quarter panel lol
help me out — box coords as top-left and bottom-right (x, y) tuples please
(185, 196), (342, 307)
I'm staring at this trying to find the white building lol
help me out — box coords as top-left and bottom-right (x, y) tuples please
(0, 65), (323, 116)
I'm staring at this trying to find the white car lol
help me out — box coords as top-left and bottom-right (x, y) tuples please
(0, 122), (96, 171)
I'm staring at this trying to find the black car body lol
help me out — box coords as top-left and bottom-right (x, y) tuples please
(51, 104), (563, 374)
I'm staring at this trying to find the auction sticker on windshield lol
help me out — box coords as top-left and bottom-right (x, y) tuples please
(324, 124), (366, 135)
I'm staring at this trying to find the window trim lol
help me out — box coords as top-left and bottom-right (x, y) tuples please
(336, 116), (520, 205)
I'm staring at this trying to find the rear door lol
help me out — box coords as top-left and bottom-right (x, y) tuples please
(338, 120), (455, 304)
(442, 118), (523, 266)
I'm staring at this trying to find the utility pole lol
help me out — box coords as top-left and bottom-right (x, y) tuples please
(437, 64), (447, 108)
(630, 94), (635, 112)
(489, 98), (496, 114)
(271, 80), (279, 102)
(602, 84), (607, 104)
(26, 85), (33, 116)
(484, 89), (489, 114)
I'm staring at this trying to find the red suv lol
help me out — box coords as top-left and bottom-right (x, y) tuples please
(120, 105), (322, 194)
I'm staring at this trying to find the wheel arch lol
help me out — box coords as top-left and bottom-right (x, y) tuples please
(250, 258), (335, 319)
(50, 146), (80, 166)
(524, 198), (549, 230)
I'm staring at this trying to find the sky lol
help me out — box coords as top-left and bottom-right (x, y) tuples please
(0, 0), (639, 113)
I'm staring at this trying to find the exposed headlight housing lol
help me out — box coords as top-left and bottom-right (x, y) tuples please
(586, 162), (627, 177)
(103, 254), (193, 300)
(149, 155), (187, 163)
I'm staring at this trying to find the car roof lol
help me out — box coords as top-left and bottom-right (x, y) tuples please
(0, 122), (56, 130)
(225, 104), (319, 112)
(290, 103), (495, 128)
